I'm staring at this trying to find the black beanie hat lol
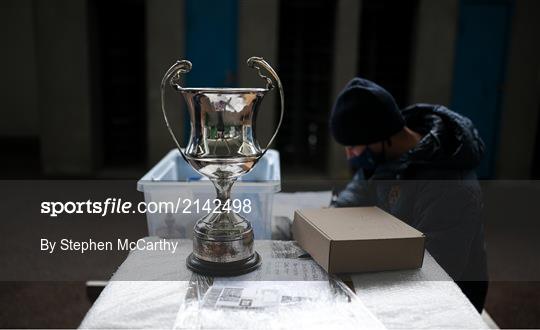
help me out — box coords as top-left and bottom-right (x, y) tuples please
(330, 78), (405, 146)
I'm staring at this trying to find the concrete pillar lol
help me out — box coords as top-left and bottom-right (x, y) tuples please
(146, 0), (186, 165)
(0, 0), (38, 137)
(496, 0), (540, 178)
(34, 0), (95, 175)
(409, 0), (459, 105)
(327, 0), (361, 179)
(237, 0), (280, 147)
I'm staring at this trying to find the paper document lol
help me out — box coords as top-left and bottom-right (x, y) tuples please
(175, 280), (386, 329)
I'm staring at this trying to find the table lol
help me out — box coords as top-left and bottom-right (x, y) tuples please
(79, 238), (487, 329)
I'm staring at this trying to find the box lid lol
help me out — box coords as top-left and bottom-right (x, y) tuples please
(295, 207), (423, 241)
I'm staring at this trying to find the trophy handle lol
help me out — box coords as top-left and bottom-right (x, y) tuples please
(247, 57), (285, 158)
(160, 60), (192, 162)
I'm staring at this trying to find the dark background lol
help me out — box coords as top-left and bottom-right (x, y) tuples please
(0, 0), (539, 328)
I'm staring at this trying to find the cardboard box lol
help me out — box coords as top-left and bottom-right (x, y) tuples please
(292, 207), (425, 274)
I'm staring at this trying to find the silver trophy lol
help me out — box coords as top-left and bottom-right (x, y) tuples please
(160, 57), (284, 276)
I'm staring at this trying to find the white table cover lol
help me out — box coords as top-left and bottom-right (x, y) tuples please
(80, 239), (486, 329)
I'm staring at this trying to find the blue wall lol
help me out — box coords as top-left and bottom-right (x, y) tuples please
(451, 0), (513, 178)
(185, 0), (238, 88)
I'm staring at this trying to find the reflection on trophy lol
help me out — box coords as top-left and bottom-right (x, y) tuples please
(160, 57), (284, 276)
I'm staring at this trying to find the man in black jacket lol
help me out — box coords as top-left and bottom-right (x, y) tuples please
(330, 78), (488, 312)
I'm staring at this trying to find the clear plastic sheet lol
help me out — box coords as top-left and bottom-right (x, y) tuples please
(172, 240), (385, 329)
(174, 275), (384, 329)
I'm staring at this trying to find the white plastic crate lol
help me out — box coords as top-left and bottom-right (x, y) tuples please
(137, 149), (281, 239)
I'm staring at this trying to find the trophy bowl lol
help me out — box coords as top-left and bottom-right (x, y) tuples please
(160, 57), (284, 276)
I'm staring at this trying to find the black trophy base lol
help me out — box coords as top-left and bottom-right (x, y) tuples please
(186, 252), (261, 277)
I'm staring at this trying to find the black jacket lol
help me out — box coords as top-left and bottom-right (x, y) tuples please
(334, 104), (488, 282)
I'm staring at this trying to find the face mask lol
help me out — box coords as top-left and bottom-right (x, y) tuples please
(348, 143), (386, 170)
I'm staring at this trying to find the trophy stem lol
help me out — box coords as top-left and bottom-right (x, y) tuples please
(212, 178), (235, 209)
(208, 178), (237, 226)
(187, 176), (262, 276)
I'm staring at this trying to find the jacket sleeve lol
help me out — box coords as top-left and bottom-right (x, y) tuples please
(332, 170), (374, 207)
(413, 181), (484, 280)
